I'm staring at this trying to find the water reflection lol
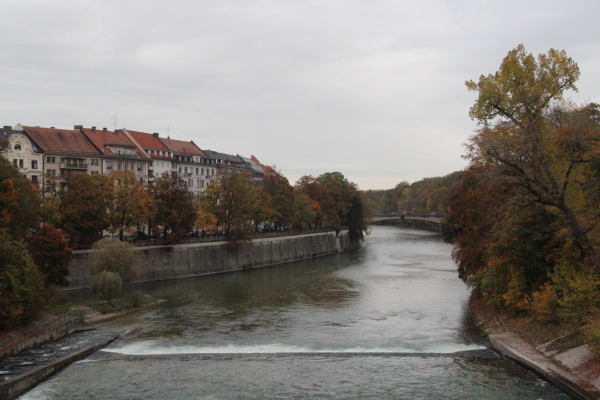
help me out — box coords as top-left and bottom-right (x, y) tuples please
(23, 226), (571, 400)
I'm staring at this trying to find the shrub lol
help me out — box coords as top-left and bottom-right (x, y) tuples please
(93, 271), (122, 302)
(530, 283), (559, 323)
(128, 290), (144, 307)
(584, 318), (600, 354)
(91, 238), (139, 283)
(552, 264), (599, 326)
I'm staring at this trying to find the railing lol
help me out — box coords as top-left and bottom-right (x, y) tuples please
(0, 313), (79, 358)
(59, 162), (87, 169)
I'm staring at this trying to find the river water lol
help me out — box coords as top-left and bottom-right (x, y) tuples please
(21, 226), (569, 399)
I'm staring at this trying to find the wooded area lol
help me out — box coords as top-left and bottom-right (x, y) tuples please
(443, 45), (600, 347)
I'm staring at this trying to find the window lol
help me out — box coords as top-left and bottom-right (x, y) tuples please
(47, 169), (56, 176)
(31, 175), (38, 183)
(106, 161), (113, 170)
(32, 160), (38, 169)
(14, 144), (21, 151)
(90, 159), (99, 166)
(201, 168), (204, 175)
(149, 160), (153, 167)
(13, 159), (17, 166)
(19, 159), (23, 168)
(178, 167), (182, 174)
(137, 163), (142, 172)
(196, 168), (198, 175)
(184, 167), (188, 174)
(91, 171), (98, 174)
(188, 179), (193, 187)
(201, 179), (205, 188)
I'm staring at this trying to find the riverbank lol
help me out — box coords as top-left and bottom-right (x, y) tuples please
(66, 230), (351, 290)
(471, 293), (600, 399)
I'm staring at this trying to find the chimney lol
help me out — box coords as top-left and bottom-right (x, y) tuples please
(74, 125), (83, 130)
(153, 132), (159, 138)
(50, 127), (55, 129)
(91, 126), (96, 132)
(3, 125), (11, 130)
(103, 127), (107, 131)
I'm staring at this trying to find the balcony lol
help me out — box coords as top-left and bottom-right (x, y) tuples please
(117, 153), (139, 159)
(60, 162), (88, 170)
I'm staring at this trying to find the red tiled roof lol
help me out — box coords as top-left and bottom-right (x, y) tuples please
(22, 126), (100, 155)
(80, 128), (148, 159)
(251, 155), (275, 173)
(125, 130), (172, 159)
(160, 137), (207, 157)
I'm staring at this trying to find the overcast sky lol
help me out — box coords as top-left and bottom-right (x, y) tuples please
(1, 1), (598, 189)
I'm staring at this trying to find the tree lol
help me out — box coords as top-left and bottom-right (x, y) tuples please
(465, 45), (600, 268)
(262, 171), (295, 226)
(151, 172), (197, 242)
(91, 238), (139, 283)
(59, 173), (111, 247)
(107, 170), (152, 241)
(26, 225), (72, 287)
(0, 156), (41, 237)
(0, 235), (46, 330)
(202, 172), (265, 240)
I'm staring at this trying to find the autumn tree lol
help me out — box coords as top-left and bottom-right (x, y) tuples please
(59, 173), (111, 247)
(262, 171), (295, 226)
(151, 172), (197, 242)
(0, 157), (41, 236)
(465, 44), (600, 268)
(26, 225), (72, 288)
(202, 172), (265, 240)
(107, 170), (152, 241)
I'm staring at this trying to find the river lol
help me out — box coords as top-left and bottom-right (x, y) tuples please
(21, 226), (569, 399)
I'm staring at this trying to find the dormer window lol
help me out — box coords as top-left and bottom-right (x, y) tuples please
(14, 144), (21, 151)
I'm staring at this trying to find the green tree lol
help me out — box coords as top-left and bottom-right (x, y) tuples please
(93, 271), (122, 303)
(0, 236), (46, 330)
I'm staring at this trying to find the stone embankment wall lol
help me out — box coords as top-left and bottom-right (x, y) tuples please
(0, 314), (83, 359)
(66, 231), (351, 290)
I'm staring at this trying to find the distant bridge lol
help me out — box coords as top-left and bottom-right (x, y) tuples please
(372, 215), (444, 224)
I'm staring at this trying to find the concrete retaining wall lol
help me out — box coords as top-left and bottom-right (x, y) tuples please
(0, 334), (118, 400)
(0, 315), (83, 359)
(66, 231), (351, 291)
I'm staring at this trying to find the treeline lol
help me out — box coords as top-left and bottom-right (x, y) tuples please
(443, 46), (600, 346)
(0, 160), (369, 329)
(362, 172), (460, 215)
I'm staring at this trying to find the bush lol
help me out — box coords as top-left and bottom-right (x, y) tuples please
(93, 271), (122, 302)
(91, 238), (139, 283)
(552, 264), (599, 326)
(530, 283), (559, 323)
(128, 290), (144, 307)
(584, 318), (600, 354)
